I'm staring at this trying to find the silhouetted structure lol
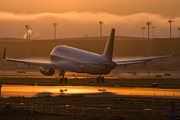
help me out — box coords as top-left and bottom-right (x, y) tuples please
(168, 20), (174, 38)
(25, 25), (31, 40)
(141, 27), (145, 38)
(53, 23), (58, 39)
(151, 26), (156, 38)
(146, 22), (152, 70)
(178, 28), (180, 38)
(99, 21), (103, 37)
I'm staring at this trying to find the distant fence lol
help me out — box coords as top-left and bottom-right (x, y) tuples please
(0, 103), (115, 116)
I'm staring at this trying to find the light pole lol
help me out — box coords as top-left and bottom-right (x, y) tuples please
(53, 23), (58, 39)
(151, 26), (156, 38)
(99, 21), (103, 37)
(178, 28), (180, 38)
(147, 22), (152, 70)
(147, 22), (152, 55)
(142, 27), (145, 38)
(147, 22), (152, 40)
(168, 20), (174, 38)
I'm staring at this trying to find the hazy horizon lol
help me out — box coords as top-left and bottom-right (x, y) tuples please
(0, 0), (180, 39)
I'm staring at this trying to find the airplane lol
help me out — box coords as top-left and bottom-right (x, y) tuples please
(3, 28), (177, 83)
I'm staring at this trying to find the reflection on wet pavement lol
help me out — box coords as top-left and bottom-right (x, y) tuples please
(1, 85), (180, 99)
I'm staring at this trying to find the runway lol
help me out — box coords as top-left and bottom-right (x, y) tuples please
(1, 70), (180, 79)
(1, 85), (180, 99)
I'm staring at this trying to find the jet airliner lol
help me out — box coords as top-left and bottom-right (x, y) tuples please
(3, 28), (176, 83)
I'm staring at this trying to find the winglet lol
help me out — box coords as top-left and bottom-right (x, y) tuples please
(3, 47), (6, 59)
(172, 44), (177, 55)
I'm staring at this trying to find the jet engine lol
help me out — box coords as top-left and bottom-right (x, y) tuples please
(39, 67), (55, 76)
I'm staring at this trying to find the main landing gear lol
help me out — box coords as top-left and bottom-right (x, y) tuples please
(59, 70), (68, 83)
(96, 75), (104, 83)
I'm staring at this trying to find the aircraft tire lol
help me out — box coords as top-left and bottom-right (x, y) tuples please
(64, 78), (68, 83)
(96, 77), (100, 83)
(101, 77), (104, 83)
(60, 78), (64, 83)
(59, 73), (62, 77)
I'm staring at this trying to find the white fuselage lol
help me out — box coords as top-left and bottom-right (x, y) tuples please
(50, 45), (117, 75)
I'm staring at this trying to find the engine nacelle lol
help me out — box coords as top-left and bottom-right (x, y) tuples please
(39, 67), (55, 76)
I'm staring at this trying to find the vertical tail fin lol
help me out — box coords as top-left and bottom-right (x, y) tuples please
(102, 28), (115, 61)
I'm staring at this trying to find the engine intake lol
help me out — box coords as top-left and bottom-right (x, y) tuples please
(39, 67), (55, 76)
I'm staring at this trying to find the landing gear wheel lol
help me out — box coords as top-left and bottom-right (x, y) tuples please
(59, 70), (67, 84)
(64, 78), (68, 83)
(96, 76), (105, 83)
(60, 78), (63, 83)
(59, 73), (62, 77)
(96, 77), (100, 83)
(101, 77), (104, 83)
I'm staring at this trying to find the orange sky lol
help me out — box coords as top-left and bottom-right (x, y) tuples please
(1, 0), (180, 17)
(0, 0), (180, 39)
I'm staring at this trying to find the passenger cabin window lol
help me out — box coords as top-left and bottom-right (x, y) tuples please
(57, 48), (68, 54)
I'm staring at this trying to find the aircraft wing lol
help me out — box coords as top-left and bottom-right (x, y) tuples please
(3, 47), (79, 72)
(115, 44), (177, 67)
(6, 58), (54, 68)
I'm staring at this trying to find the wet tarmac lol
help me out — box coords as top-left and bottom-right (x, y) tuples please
(0, 70), (180, 99)
(1, 85), (180, 99)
